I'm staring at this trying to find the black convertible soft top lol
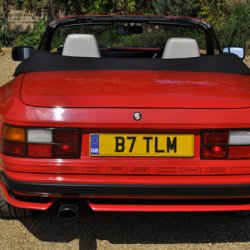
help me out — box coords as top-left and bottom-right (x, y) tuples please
(15, 50), (250, 75)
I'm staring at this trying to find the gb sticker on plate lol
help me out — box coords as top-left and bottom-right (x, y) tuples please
(90, 134), (100, 155)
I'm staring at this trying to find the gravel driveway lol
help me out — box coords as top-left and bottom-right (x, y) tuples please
(1, 209), (250, 250)
(1, 49), (250, 250)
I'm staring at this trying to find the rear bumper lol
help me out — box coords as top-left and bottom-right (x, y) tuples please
(2, 171), (250, 197)
(2, 171), (250, 212)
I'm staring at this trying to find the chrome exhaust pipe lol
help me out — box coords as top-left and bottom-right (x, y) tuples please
(58, 204), (79, 223)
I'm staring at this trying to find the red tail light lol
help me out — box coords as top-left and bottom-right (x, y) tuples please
(201, 131), (228, 159)
(54, 130), (80, 144)
(2, 141), (26, 157)
(201, 130), (250, 160)
(202, 145), (227, 159)
(203, 131), (228, 144)
(1, 124), (81, 159)
(28, 144), (52, 158)
(54, 145), (80, 159)
(229, 146), (250, 159)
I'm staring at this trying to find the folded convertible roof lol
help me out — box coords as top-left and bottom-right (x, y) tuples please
(15, 51), (250, 75)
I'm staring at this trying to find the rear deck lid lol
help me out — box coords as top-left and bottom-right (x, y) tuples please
(20, 70), (250, 109)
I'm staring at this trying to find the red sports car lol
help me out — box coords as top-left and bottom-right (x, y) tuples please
(0, 15), (249, 221)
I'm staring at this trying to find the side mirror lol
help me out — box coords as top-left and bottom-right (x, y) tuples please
(223, 47), (245, 60)
(12, 46), (34, 61)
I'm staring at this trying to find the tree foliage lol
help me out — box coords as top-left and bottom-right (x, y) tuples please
(0, 0), (249, 50)
(153, 0), (250, 49)
(154, 0), (201, 16)
(214, 0), (250, 48)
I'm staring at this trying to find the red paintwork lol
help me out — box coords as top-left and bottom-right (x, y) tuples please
(5, 170), (250, 185)
(0, 69), (250, 212)
(87, 201), (250, 212)
(21, 71), (250, 108)
(0, 182), (53, 210)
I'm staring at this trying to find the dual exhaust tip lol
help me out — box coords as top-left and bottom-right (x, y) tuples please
(58, 204), (79, 223)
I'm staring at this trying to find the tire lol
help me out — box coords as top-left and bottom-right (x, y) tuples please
(0, 197), (32, 219)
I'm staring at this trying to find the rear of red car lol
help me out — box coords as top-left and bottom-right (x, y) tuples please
(1, 15), (250, 219)
(1, 67), (250, 217)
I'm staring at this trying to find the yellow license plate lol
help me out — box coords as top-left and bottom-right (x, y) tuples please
(90, 134), (194, 157)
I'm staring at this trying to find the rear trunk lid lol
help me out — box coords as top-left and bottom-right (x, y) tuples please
(20, 70), (250, 109)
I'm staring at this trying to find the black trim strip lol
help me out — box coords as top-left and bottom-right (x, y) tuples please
(1, 172), (250, 197)
(49, 16), (211, 30)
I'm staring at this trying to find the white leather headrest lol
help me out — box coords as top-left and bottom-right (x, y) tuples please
(162, 38), (200, 59)
(62, 34), (100, 58)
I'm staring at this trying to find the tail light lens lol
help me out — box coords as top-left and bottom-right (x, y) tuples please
(2, 125), (25, 142)
(28, 144), (52, 158)
(54, 130), (79, 144)
(228, 131), (250, 159)
(53, 145), (80, 159)
(2, 141), (26, 157)
(229, 146), (250, 159)
(202, 145), (227, 159)
(201, 130), (250, 160)
(229, 131), (250, 145)
(203, 131), (228, 144)
(201, 131), (228, 159)
(1, 124), (81, 159)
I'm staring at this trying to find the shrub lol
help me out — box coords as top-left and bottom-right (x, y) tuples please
(14, 20), (46, 48)
(213, 0), (250, 50)
(0, 21), (28, 47)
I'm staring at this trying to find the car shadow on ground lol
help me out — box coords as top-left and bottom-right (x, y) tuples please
(19, 206), (250, 250)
